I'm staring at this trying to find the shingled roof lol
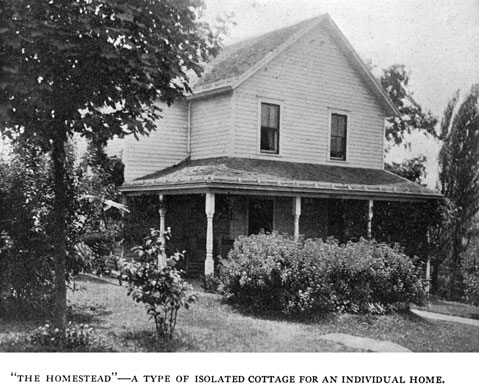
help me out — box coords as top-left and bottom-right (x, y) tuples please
(190, 14), (398, 117)
(192, 17), (318, 92)
(121, 157), (441, 201)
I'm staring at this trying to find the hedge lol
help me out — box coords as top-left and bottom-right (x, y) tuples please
(218, 232), (425, 315)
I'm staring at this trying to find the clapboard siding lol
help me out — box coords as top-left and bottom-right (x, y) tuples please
(233, 24), (385, 169)
(122, 102), (188, 182)
(190, 93), (231, 159)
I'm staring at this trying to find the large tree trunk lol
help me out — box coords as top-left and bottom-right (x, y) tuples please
(52, 130), (67, 331)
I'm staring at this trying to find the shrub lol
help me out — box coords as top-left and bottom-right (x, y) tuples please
(202, 274), (221, 293)
(0, 144), (90, 318)
(124, 263), (196, 340)
(123, 228), (196, 340)
(219, 232), (425, 315)
(218, 232), (302, 311)
(461, 244), (479, 306)
(28, 322), (108, 352)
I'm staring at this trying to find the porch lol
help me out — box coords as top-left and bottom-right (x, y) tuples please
(120, 157), (442, 277)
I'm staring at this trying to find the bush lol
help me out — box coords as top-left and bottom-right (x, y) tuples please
(218, 232), (302, 311)
(202, 275), (221, 293)
(0, 144), (88, 318)
(219, 232), (425, 315)
(27, 322), (109, 352)
(124, 263), (196, 340)
(124, 228), (196, 340)
(461, 244), (479, 306)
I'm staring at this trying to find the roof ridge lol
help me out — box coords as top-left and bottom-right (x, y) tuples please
(224, 15), (324, 51)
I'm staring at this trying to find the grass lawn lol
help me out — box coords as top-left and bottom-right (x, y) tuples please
(1, 273), (478, 352)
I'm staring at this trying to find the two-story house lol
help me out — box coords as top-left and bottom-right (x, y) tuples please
(114, 14), (441, 276)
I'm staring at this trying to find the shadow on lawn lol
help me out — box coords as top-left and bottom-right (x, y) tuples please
(120, 330), (195, 352)
(73, 273), (121, 286)
(224, 296), (430, 328)
(226, 300), (339, 325)
(68, 303), (113, 324)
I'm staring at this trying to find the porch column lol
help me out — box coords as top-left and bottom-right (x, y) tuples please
(120, 194), (128, 258)
(425, 227), (431, 293)
(158, 194), (167, 267)
(367, 199), (374, 239)
(293, 196), (301, 240)
(205, 192), (215, 275)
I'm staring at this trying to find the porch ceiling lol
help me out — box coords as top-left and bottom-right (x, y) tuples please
(120, 157), (442, 201)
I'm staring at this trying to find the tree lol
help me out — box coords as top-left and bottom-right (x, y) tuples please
(378, 64), (438, 185)
(380, 64), (438, 146)
(0, 142), (86, 318)
(385, 155), (426, 184)
(438, 85), (479, 299)
(0, 0), (222, 330)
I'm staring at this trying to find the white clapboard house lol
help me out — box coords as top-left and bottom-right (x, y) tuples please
(112, 14), (441, 276)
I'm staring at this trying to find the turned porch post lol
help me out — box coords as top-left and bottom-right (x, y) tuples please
(293, 196), (301, 240)
(158, 194), (167, 267)
(425, 227), (431, 293)
(120, 194), (128, 258)
(205, 192), (215, 275)
(367, 199), (374, 239)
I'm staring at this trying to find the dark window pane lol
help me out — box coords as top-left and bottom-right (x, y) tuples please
(261, 103), (280, 153)
(331, 115), (339, 136)
(330, 114), (347, 160)
(261, 127), (278, 152)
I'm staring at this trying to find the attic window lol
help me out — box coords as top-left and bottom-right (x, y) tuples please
(260, 103), (280, 154)
(330, 113), (347, 160)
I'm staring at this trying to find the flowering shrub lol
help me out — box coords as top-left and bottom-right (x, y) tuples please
(219, 233), (425, 315)
(123, 228), (196, 340)
(124, 263), (197, 340)
(29, 322), (101, 351)
(218, 232), (302, 311)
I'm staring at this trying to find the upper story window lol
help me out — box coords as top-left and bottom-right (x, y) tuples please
(330, 113), (347, 161)
(260, 103), (280, 154)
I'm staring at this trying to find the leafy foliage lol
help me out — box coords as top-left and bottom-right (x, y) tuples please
(0, 0), (222, 148)
(219, 232), (425, 315)
(27, 322), (110, 352)
(124, 229), (196, 340)
(124, 263), (197, 341)
(380, 64), (438, 145)
(438, 85), (479, 299)
(0, 0), (222, 328)
(0, 144), (86, 318)
(461, 240), (479, 306)
(202, 274), (221, 293)
(77, 142), (125, 231)
(385, 155), (426, 184)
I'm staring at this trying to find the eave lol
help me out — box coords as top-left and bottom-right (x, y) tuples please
(120, 178), (442, 202)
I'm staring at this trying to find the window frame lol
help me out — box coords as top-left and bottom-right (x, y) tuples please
(327, 109), (350, 162)
(258, 99), (282, 155)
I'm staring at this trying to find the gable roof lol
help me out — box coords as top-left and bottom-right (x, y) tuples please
(121, 157), (441, 201)
(192, 17), (319, 93)
(190, 14), (399, 117)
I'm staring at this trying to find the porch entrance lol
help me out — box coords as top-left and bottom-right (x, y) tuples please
(248, 198), (274, 235)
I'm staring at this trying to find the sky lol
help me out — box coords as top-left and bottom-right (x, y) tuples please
(203, 0), (479, 188)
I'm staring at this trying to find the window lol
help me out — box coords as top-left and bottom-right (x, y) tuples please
(260, 103), (280, 153)
(330, 113), (347, 160)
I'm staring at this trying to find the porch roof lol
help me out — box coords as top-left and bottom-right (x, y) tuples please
(120, 157), (442, 201)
